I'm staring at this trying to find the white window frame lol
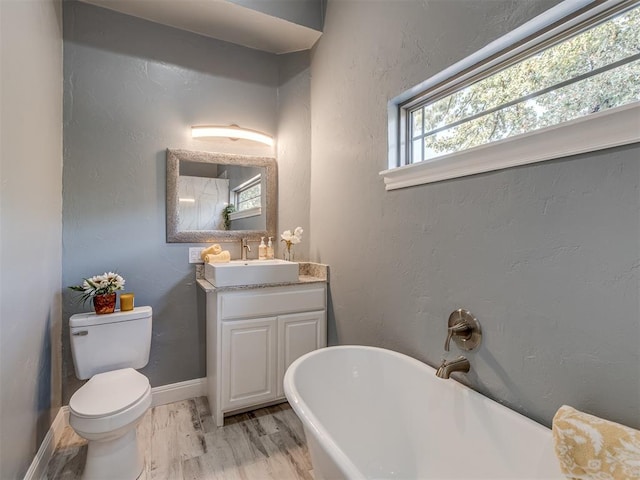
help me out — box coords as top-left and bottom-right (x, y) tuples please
(381, 0), (640, 191)
(229, 174), (262, 220)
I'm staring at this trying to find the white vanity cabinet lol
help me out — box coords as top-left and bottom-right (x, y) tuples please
(206, 283), (326, 426)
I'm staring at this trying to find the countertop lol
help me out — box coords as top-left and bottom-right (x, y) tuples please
(196, 261), (329, 293)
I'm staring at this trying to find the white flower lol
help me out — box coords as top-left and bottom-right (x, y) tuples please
(105, 272), (125, 289)
(282, 227), (303, 242)
(69, 270), (126, 305)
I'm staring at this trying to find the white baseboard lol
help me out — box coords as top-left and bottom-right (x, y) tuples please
(151, 377), (207, 407)
(23, 406), (67, 480)
(24, 377), (207, 479)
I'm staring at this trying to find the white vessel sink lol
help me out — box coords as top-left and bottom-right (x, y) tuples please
(204, 259), (299, 287)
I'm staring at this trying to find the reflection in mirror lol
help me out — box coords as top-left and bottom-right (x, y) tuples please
(166, 149), (276, 243)
(177, 174), (229, 231)
(176, 162), (266, 231)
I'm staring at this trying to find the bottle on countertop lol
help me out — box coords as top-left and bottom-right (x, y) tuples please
(266, 237), (275, 259)
(258, 237), (267, 260)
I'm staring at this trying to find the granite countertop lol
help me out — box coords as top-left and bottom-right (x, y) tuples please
(196, 261), (329, 293)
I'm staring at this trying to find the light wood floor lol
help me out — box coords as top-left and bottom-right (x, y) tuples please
(44, 397), (314, 480)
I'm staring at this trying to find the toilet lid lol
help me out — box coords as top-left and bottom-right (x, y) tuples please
(69, 368), (150, 418)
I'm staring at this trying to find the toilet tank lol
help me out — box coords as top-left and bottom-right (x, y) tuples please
(69, 306), (152, 380)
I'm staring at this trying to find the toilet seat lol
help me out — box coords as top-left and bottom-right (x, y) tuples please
(69, 368), (152, 437)
(70, 368), (149, 418)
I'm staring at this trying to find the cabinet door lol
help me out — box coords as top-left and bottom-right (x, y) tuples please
(277, 310), (326, 397)
(221, 317), (277, 411)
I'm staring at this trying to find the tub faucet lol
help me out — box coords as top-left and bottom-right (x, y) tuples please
(435, 356), (470, 379)
(241, 238), (251, 260)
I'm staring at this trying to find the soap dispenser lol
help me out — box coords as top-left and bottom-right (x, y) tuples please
(267, 237), (275, 259)
(259, 237), (267, 260)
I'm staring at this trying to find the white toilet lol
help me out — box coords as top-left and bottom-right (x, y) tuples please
(68, 306), (153, 480)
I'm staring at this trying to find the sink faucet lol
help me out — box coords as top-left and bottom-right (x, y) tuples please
(241, 238), (251, 260)
(435, 356), (470, 379)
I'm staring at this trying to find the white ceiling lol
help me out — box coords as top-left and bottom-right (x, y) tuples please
(80, 0), (322, 54)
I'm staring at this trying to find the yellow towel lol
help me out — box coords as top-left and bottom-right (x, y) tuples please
(200, 244), (222, 261)
(552, 405), (640, 479)
(204, 250), (230, 264)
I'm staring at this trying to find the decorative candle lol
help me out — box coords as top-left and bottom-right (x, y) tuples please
(120, 293), (134, 312)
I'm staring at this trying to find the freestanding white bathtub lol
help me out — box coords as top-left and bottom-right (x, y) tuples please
(283, 346), (563, 479)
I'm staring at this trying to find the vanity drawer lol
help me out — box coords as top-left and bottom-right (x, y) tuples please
(220, 285), (326, 320)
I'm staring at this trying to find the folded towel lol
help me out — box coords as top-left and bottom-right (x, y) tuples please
(205, 250), (230, 264)
(200, 244), (222, 261)
(552, 405), (640, 479)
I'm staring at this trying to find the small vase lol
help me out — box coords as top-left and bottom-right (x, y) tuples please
(283, 244), (294, 262)
(93, 293), (116, 315)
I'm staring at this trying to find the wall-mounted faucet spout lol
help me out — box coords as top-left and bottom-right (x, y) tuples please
(435, 356), (470, 379)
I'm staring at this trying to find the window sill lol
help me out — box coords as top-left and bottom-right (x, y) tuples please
(380, 102), (640, 191)
(229, 206), (262, 220)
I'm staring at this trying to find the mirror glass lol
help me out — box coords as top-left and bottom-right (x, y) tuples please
(166, 149), (277, 243)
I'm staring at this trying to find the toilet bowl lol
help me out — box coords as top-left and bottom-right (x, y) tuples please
(69, 368), (151, 480)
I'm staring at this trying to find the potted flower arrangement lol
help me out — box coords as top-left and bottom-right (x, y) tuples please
(69, 271), (125, 315)
(281, 227), (303, 261)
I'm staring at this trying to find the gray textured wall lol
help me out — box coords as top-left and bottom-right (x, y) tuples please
(0, 0), (63, 477)
(62, 1), (279, 402)
(310, 0), (639, 429)
(277, 51), (312, 260)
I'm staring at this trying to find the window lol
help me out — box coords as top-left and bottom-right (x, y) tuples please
(382, 0), (640, 190)
(229, 174), (262, 220)
(234, 175), (261, 212)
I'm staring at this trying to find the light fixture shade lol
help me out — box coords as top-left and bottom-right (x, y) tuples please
(191, 125), (274, 146)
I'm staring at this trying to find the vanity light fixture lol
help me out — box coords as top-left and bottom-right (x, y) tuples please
(191, 125), (274, 146)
